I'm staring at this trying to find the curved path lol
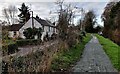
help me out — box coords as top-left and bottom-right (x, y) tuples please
(2, 40), (58, 61)
(72, 35), (117, 72)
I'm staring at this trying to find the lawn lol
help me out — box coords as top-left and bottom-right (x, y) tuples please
(96, 34), (120, 71)
(50, 33), (92, 71)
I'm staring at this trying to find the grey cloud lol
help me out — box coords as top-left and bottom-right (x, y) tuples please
(0, 1), (109, 25)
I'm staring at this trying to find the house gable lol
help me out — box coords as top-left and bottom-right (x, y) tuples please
(19, 18), (43, 31)
(8, 17), (57, 39)
(19, 17), (43, 39)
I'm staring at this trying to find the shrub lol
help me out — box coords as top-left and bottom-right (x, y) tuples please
(2, 61), (8, 73)
(23, 28), (34, 39)
(2, 43), (18, 55)
(16, 40), (28, 46)
(51, 33), (57, 39)
(8, 43), (18, 54)
(43, 32), (49, 41)
(16, 39), (42, 46)
(23, 27), (42, 39)
(67, 31), (81, 47)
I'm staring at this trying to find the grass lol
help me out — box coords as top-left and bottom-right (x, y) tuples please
(50, 33), (92, 71)
(2, 40), (15, 45)
(96, 34), (120, 71)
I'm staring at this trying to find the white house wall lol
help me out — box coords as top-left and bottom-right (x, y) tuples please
(19, 18), (43, 39)
(9, 31), (19, 38)
(44, 26), (49, 32)
(41, 26), (49, 41)
(44, 26), (53, 37)
(9, 31), (14, 38)
(34, 19), (43, 28)
(41, 26), (55, 41)
(49, 27), (53, 37)
(9, 18), (58, 41)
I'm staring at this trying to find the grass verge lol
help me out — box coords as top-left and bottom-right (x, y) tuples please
(50, 33), (92, 72)
(96, 34), (120, 71)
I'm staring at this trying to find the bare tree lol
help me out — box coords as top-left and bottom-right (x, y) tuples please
(2, 8), (10, 24)
(2, 5), (17, 25)
(55, 1), (71, 40)
(54, 0), (80, 40)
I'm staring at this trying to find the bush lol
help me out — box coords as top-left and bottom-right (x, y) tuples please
(51, 33), (92, 71)
(51, 33), (57, 40)
(2, 43), (18, 55)
(43, 32), (49, 41)
(2, 61), (8, 73)
(23, 27), (42, 39)
(16, 39), (42, 46)
(17, 37), (23, 40)
(67, 31), (81, 47)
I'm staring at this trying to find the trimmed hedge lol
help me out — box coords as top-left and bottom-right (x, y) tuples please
(16, 39), (42, 46)
(2, 43), (18, 55)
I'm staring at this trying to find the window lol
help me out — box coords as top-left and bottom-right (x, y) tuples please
(49, 27), (50, 32)
(42, 26), (44, 31)
(14, 31), (16, 36)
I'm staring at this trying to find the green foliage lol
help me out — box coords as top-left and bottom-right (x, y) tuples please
(110, 1), (120, 18)
(37, 27), (42, 39)
(2, 26), (9, 40)
(18, 3), (30, 23)
(109, 1), (120, 30)
(23, 27), (42, 39)
(94, 26), (103, 33)
(12, 56), (25, 70)
(108, 18), (115, 29)
(51, 33), (92, 71)
(16, 39), (42, 46)
(102, 1), (120, 43)
(96, 34), (120, 71)
(23, 28), (33, 39)
(84, 11), (96, 33)
(2, 41), (18, 55)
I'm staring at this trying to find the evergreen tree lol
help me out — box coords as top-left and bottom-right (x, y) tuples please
(84, 11), (96, 33)
(18, 3), (30, 23)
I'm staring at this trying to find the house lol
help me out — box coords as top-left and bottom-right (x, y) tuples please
(8, 17), (58, 41)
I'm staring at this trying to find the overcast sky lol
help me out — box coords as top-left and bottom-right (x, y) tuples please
(0, 0), (116, 26)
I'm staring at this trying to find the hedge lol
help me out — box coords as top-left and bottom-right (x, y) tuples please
(2, 43), (18, 55)
(16, 39), (42, 46)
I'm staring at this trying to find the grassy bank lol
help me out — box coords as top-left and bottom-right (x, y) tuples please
(50, 33), (92, 71)
(96, 34), (120, 71)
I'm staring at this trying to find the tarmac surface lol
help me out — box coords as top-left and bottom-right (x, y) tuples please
(72, 36), (117, 72)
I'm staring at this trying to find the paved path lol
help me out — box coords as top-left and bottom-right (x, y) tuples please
(72, 35), (117, 72)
